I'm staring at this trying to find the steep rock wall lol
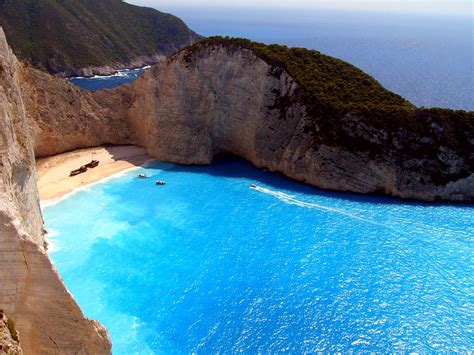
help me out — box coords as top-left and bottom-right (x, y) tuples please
(21, 42), (473, 201)
(20, 66), (136, 158)
(123, 45), (473, 201)
(0, 29), (111, 354)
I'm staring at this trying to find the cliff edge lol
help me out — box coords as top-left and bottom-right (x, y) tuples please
(18, 36), (474, 202)
(0, 29), (111, 354)
(121, 39), (473, 201)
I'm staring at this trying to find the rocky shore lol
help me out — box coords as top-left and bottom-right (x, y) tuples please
(120, 43), (473, 201)
(25, 38), (473, 202)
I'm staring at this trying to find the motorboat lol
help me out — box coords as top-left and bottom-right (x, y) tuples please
(156, 180), (166, 185)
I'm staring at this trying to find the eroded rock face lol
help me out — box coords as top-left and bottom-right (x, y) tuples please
(20, 67), (136, 158)
(0, 29), (111, 354)
(12, 35), (472, 202)
(122, 45), (473, 201)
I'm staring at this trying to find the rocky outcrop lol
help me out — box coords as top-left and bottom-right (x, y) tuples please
(0, 310), (23, 355)
(14, 37), (474, 202)
(0, 312), (22, 355)
(121, 44), (473, 201)
(0, 29), (111, 354)
(20, 62), (135, 158)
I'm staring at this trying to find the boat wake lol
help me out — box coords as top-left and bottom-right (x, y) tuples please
(251, 185), (391, 228)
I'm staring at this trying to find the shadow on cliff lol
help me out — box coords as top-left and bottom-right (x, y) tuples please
(102, 144), (150, 166)
(155, 153), (473, 208)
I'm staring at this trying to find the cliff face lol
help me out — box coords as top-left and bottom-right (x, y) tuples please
(125, 45), (292, 165)
(15, 39), (473, 202)
(20, 65), (135, 158)
(0, 29), (111, 354)
(122, 44), (473, 201)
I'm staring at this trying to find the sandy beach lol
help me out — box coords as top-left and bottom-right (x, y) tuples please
(36, 145), (152, 201)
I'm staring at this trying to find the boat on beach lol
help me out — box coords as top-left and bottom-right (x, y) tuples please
(69, 165), (87, 177)
(69, 159), (99, 177)
(85, 160), (99, 168)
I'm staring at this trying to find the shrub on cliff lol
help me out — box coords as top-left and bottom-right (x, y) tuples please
(181, 37), (473, 182)
(183, 37), (414, 113)
(6, 317), (18, 342)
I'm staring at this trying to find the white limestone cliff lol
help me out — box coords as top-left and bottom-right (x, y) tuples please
(0, 28), (111, 354)
(122, 44), (473, 201)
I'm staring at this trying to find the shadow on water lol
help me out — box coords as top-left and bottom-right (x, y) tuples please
(146, 154), (473, 208)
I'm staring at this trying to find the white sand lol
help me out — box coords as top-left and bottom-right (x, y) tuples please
(36, 145), (152, 201)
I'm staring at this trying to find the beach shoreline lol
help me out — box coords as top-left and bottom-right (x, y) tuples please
(37, 145), (153, 203)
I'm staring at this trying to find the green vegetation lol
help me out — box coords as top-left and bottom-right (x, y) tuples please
(6, 317), (18, 342)
(182, 37), (473, 185)
(184, 37), (414, 112)
(0, 0), (199, 73)
(183, 37), (473, 160)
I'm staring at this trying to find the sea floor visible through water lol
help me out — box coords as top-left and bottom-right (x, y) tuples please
(43, 158), (474, 353)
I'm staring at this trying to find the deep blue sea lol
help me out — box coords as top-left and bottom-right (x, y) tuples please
(44, 158), (474, 353)
(68, 67), (147, 91)
(70, 6), (473, 110)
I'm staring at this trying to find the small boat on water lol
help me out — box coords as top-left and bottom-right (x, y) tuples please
(156, 180), (166, 185)
(85, 160), (99, 168)
(250, 184), (257, 189)
(137, 174), (149, 179)
(70, 165), (87, 177)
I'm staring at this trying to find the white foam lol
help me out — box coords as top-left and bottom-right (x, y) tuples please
(68, 65), (149, 82)
(251, 186), (393, 229)
(44, 228), (61, 253)
(78, 65), (151, 80)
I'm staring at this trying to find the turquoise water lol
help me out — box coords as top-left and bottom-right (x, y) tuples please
(44, 158), (474, 353)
